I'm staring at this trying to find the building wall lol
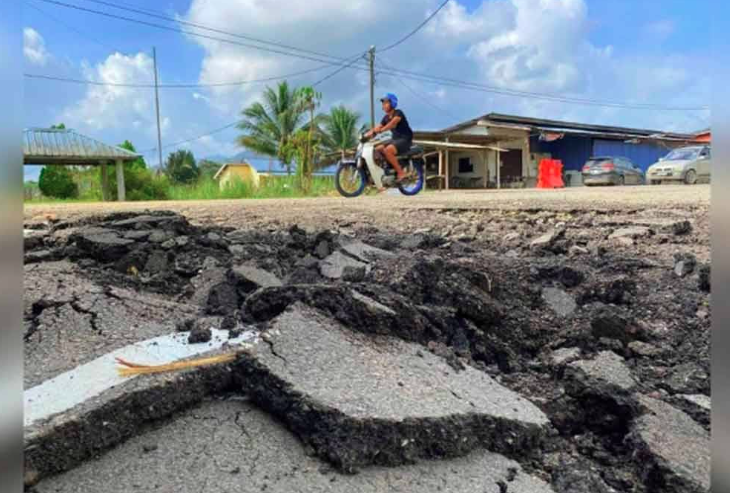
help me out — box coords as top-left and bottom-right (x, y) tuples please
(530, 135), (678, 173)
(447, 150), (492, 186)
(530, 135), (593, 172)
(591, 139), (672, 172)
(218, 164), (259, 189)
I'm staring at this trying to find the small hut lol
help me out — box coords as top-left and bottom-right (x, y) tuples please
(213, 162), (260, 190)
(23, 127), (140, 201)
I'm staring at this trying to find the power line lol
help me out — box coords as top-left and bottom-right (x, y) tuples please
(24, 64), (339, 88)
(25, 0), (122, 52)
(380, 0), (450, 52)
(312, 52), (369, 87)
(140, 121), (241, 154)
(36, 0), (373, 70)
(34, 0), (707, 111)
(377, 58), (460, 120)
(375, 65), (710, 111)
(73, 0), (356, 64)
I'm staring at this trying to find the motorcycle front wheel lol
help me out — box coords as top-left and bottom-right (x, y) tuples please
(335, 163), (367, 198)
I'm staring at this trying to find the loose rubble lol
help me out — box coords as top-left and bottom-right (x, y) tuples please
(23, 209), (710, 493)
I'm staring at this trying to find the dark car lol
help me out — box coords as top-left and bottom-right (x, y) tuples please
(581, 156), (644, 186)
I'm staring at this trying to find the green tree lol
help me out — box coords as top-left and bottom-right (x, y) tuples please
(198, 159), (222, 179)
(39, 166), (78, 199)
(236, 81), (311, 176)
(164, 149), (199, 184)
(320, 105), (363, 161)
(50, 123), (66, 129)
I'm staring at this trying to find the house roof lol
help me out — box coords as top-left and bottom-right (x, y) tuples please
(23, 128), (140, 165)
(213, 161), (253, 180)
(440, 113), (694, 141)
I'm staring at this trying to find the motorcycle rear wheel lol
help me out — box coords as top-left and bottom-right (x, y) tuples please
(398, 159), (425, 196)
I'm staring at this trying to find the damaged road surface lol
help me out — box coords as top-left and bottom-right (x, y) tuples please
(23, 208), (710, 493)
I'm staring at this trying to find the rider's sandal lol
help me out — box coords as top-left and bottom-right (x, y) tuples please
(395, 173), (412, 184)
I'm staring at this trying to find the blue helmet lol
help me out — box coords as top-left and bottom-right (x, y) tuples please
(380, 93), (398, 109)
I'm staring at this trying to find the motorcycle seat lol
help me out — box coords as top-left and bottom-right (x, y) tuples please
(399, 144), (424, 157)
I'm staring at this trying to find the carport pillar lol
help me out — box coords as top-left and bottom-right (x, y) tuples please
(100, 160), (109, 201)
(438, 150), (443, 189)
(496, 149), (501, 189)
(116, 159), (126, 201)
(445, 148), (450, 190)
(483, 150), (488, 188)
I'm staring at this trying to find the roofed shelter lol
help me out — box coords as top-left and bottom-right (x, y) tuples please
(23, 128), (141, 201)
(413, 113), (696, 189)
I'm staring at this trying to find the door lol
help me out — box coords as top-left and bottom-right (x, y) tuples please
(624, 158), (640, 184)
(697, 147), (711, 180)
(500, 150), (522, 183)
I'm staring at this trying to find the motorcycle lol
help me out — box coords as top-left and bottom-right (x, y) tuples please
(334, 131), (425, 197)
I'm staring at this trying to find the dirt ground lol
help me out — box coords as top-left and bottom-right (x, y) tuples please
(24, 185), (711, 493)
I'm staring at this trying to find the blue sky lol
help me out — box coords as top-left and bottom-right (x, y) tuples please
(21, 0), (711, 181)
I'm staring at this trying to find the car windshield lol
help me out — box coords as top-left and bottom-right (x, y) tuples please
(664, 148), (701, 161)
(585, 158), (611, 167)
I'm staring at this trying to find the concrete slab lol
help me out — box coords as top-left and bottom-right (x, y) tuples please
(24, 331), (256, 483)
(35, 399), (555, 493)
(233, 304), (550, 472)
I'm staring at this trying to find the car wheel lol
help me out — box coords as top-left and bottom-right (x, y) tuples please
(617, 175), (625, 186)
(684, 169), (697, 185)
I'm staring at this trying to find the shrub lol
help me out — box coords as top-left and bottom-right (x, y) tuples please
(38, 166), (78, 199)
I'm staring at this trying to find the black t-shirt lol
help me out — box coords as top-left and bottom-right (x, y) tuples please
(381, 109), (413, 141)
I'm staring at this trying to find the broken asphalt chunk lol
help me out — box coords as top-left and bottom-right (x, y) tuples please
(232, 304), (550, 472)
(628, 395), (709, 493)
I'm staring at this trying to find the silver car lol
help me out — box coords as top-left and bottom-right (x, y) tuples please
(646, 145), (711, 185)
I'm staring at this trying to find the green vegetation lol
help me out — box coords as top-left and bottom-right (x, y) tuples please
(320, 105), (366, 161)
(164, 149), (199, 184)
(26, 81), (363, 203)
(104, 141), (169, 201)
(38, 166), (78, 199)
(237, 81), (318, 176)
(166, 175), (334, 201)
(197, 159), (222, 179)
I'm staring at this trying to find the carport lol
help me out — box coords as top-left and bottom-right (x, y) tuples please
(23, 127), (140, 201)
(413, 133), (508, 190)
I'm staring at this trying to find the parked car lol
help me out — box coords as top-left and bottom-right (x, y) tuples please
(581, 156), (644, 186)
(646, 145), (711, 185)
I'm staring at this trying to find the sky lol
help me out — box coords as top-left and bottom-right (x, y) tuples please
(21, 0), (712, 181)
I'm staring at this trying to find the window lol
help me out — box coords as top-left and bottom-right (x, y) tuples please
(458, 157), (474, 173)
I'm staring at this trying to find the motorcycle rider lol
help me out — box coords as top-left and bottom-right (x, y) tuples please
(365, 93), (414, 183)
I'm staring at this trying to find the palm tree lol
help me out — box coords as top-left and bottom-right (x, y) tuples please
(320, 105), (364, 161)
(236, 81), (308, 176)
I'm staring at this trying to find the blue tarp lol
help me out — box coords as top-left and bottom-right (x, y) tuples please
(531, 135), (671, 172)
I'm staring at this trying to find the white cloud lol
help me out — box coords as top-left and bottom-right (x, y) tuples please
(51, 0), (707, 159)
(646, 19), (676, 41)
(60, 52), (166, 134)
(23, 27), (49, 66)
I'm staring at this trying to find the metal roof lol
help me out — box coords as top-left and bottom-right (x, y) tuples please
(23, 128), (140, 165)
(212, 161), (254, 181)
(440, 112), (694, 141)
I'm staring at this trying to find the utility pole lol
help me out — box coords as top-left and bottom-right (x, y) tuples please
(368, 46), (375, 129)
(152, 47), (163, 171)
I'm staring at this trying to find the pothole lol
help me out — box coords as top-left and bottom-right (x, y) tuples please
(24, 211), (710, 493)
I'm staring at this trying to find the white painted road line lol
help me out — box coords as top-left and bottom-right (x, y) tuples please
(24, 329), (257, 428)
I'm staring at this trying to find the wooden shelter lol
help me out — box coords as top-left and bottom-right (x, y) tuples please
(23, 128), (141, 201)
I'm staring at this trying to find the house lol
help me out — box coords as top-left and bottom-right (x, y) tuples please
(692, 128), (711, 143)
(213, 162), (260, 189)
(413, 113), (696, 189)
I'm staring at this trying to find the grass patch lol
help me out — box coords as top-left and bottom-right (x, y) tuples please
(166, 175), (334, 201)
(25, 174), (335, 203)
